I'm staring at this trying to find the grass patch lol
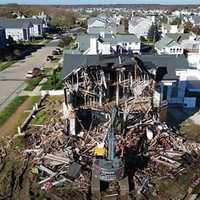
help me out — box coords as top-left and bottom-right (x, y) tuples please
(24, 77), (42, 91)
(31, 112), (47, 125)
(155, 162), (200, 200)
(31, 38), (51, 45)
(180, 122), (200, 143)
(0, 61), (16, 71)
(41, 70), (63, 90)
(12, 136), (26, 150)
(22, 38), (51, 46)
(0, 96), (28, 127)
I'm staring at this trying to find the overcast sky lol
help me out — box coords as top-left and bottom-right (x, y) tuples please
(0, 0), (199, 4)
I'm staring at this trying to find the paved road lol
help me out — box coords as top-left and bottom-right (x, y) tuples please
(0, 39), (59, 110)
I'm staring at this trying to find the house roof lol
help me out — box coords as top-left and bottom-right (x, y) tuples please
(0, 18), (34, 29)
(113, 34), (140, 44)
(191, 15), (200, 25)
(129, 17), (152, 27)
(76, 33), (140, 52)
(155, 36), (179, 50)
(62, 52), (190, 82)
(166, 33), (193, 43)
(140, 55), (189, 80)
(0, 26), (5, 31)
(62, 54), (135, 78)
(88, 26), (114, 34)
(20, 18), (45, 25)
(88, 17), (107, 26)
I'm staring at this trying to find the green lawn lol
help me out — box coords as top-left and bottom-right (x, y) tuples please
(0, 96), (28, 127)
(31, 38), (51, 45)
(22, 38), (51, 46)
(24, 77), (43, 91)
(0, 61), (16, 72)
(180, 122), (200, 143)
(41, 70), (63, 90)
(31, 112), (47, 125)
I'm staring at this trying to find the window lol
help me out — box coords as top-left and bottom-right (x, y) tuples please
(163, 85), (168, 100)
(171, 81), (179, 97)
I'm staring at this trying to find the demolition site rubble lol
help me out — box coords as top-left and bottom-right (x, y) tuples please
(23, 55), (200, 198)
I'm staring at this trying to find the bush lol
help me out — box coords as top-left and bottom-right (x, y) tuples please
(58, 36), (73, 48)
(41, 70), (63, 90)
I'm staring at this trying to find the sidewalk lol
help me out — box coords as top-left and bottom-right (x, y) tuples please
(19, 78), (47, 97)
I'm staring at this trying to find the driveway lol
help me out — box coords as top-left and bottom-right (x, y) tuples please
(0, 39), (59, 110)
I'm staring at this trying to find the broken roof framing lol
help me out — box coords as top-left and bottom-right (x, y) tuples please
(63, 54), (156, 112)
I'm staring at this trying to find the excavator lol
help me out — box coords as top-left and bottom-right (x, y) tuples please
(91, 106), (128, 199)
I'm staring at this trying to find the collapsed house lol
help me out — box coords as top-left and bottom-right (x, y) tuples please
(23, 53), (200, 199)
(62, 54), (163, 135)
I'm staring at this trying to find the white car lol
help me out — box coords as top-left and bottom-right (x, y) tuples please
(25, 68), (41, 79)
(25, 72), (34, 78)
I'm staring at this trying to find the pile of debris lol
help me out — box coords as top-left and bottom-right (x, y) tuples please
(24, 103), (200, 195)
(25, 109), (110, 192)
(23, 56), (200, 197)
(0, 146), (6, 171)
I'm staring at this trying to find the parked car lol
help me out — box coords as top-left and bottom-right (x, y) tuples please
(52, 50), (60, 55)
(53, 34), (59, 40)
(25, 68), (41, 79)
(47, 55), (55, 62)
(56, 48), (63, 54)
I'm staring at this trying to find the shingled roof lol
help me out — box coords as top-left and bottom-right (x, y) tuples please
(0, 18), (33, 29)
(141, 55), (189, 80)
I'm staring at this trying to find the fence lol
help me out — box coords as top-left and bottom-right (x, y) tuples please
(40, 90), (64, 96)
(18, 94), (47, 136)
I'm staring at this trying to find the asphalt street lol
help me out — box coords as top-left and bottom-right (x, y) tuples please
(0, 39), (59, 110)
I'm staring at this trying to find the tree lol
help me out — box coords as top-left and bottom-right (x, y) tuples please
(160, 15), (168, 24)
(170, 17), (182, 25)
(58, 36), (73, 48)
(184, 22), (193, 33)
(147, 24), (160, 43)
(192, 26), (200, 35)
(14, 49), (22, 57)
(6, 35), (15, 46)
(50, 10), (76, 29)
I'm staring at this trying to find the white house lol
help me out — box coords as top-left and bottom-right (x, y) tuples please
(155, 33), (197, 55)
(26, 18), (45, 37)
(128, 16), (152, 38)
(0, 19), (33, 41)
(87, 17), (117, 34)
(187, 15), (200, 26)
(161, 24), (184, 37)
(76, 33), (141, 55)
(34, 11), (50, 31)
(155, 36), (183, 55)
(181, 40), (200, 69)
(0, 18), (46, 41)
(17, 18), (45, 37)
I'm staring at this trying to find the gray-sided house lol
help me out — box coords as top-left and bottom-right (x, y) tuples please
(141, 55), (200, 108)
(76, 33), (141, 55)
(22, 18), (45, 37)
